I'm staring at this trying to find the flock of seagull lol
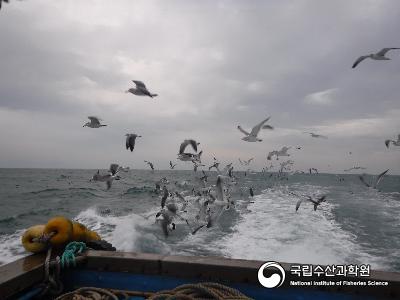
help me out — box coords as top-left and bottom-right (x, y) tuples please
(83, 48), (399, 237)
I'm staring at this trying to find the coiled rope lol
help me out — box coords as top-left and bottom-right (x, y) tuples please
(55, 282), (253, 300)
(61, 241), (87, 268)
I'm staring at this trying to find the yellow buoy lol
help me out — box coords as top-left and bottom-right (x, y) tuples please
(71, 221), (88, 242)
(85, 230), (101, 241)
(21, 225), (47, 253)
(44, 216), (73, 246)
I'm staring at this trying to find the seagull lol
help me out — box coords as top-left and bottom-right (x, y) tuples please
(215, 175), (229, 209)
(90, 164), (120, 190)
(83, 116), (107, 128)
(344, 166), (366, 172)
(267, 146), (291, 160)
(359, 169), (389, 189)
(179, 139), (199, 154)
(169, 161), (177, 169)
(125, 134), (141, 152)
(296, 195), (326, 212)
(0, 0), (9, 10)
(237, 116), (272, 142)
(144, 160), (155, 171)
(178, 151), (203, 163)
(209, 161), (220, 172)
(199, 170), (208, 183)
(238, 158), (254, 166)
(352, 48), (400, 68)
(156, 211), (175, 237)
(126, 80), (158, 98)
(160, 186), (169, 209)
(177, 139), (202, 162)
(385, 134), (400, 148)
(304, 132), (328, 139)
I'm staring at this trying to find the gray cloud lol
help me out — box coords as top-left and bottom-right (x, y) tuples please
(0, 0), (399, 173)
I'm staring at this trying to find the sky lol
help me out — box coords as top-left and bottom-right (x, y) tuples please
(0, 0), (399, 174)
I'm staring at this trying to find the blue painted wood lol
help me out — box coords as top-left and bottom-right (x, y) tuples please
(58, 270), (378, 300)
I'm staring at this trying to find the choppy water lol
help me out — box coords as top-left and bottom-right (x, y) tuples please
(0, 168), (399, 272)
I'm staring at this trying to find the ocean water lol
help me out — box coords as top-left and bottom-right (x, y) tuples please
(0, 168), (399, 272)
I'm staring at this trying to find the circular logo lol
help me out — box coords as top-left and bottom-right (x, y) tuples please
(257, 261), (286, 288)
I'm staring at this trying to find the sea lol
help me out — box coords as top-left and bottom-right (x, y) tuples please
(0, 168), (399, 272)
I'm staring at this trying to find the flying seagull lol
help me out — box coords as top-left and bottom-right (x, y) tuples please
(344, 166), (366, 172)
(90, 164), (120, 190)
(125, 134), (141, 152)
(83, 116), (107, 128)
(359, 169), (389, 189)
(352, 48), (400, 68)
(267, 146), (291, 160)
(177, 139), (202, 162)
(385, 134), (400, 148)
(238, 158), (254, 166)
(296, 195), (327, 212)
(237, 116), (272, 142)
(156, 211), (175, 237)
(160, 186), (169, 209)
(144, 160), (155, 171)
(126, 80), (158, 98)
(304, 132), (328, 139)
(169, 161), (177, 169)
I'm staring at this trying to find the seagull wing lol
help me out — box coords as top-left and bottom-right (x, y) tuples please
(237, 126), (250, 136)
(126, 135), (131, 150)
(374, 169), (389, 189)
(216, 175), (225, 203)
(161, 187), (168, 208)
(88, 116), (101, 125)
(376, 48), (400, 56)
(295, 199), (303, 212)
(250, 116), (271, 136)
(128, 135), (136, 150)
(352, 56), (369, 68)
(317, 195), (326, 204)
(358, 175), (370, 188)
(385, 140), (391, 148)
(180, 139), (198, 154)
(191, 224), (206, 235)
(109, 164), (119, 175)
(132, 80), (146, 89)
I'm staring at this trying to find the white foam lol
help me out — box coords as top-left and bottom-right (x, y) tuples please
(0, 230), (28, 265)
(217, 186), (387, 269)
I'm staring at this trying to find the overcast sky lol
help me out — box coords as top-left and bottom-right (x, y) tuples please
(0, 0), (399, 174)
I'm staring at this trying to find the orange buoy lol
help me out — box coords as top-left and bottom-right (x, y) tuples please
(71, 221), (88, 242)
(85, 230), (101, 241)
(21, 225), (47, 253)
(44, 216), (73, 246)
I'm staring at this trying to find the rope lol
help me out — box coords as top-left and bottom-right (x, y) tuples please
(55, 282), (253, 300)
(149, 282), (252, 300)
(61, 241), (87, 268)
(37, 247), (64, 298)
